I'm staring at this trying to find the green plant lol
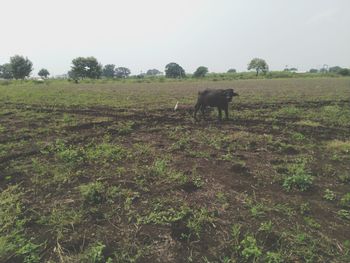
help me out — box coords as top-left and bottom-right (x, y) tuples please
(337, 210), (350, 220)
(148, 158), (168, 177)
(84, 242), (106, 263)
(304, 216), (321, 229)
(0, 185), (41, 262)
(283, 159), (313, 191)
(265, 251), (283, 263)
(231, 224), (242, 253)
(259, 221), (273, 232)
(170, 135), (190, 151)
(117, 121), (135, 135)
(291, 132), (305, 141)
(79, 182), (105, 204)
(323, 189), (336, 201)
(85, 141), (128, 163)
(49, 139), (83, 164)
(250, 204), (266, 218)
(340, 193), (350, 208)
(240, 235), (262, 262)
(299, 202), (311, 215)
(186, 208), (215, 239)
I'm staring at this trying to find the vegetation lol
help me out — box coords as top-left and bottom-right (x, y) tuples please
(102, 64), (116, 78)
(165, 62), (186, 78)
(193, 66), (209, 78)
(38, 68), (50, 78)
(0, 77), (350, 262)
(248, 58), (269, 76)
(115, 67), (131, 78)
(69, 56), (103, 79)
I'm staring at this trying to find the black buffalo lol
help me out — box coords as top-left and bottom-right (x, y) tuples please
(194, 88), (239, 120)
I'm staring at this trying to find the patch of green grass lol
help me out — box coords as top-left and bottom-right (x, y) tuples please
(258, 221), (273, 233)
(0, 185), (41, 262)
(282, 158), (313, 191)
(327, 140), (350, 155)
(47, 139), (84, 165)
(108, 121), (135, 135)
(83, 242), (107, 263)
(303, 216), (321, 229)
(273, 106), (302, 118)
(340, 193), (350, 208)
(291, 132), (306, 142)
(250, 203), (266, 218)
(38, 206), (83, 240)
(79, 182), (106, 204)
(295, 120), (321, 127)
(337, 210), (350, 220)
(85, 141), (129, 163)
(323, 189), (336, 201)
(265, 251), (283, 263)
(319, 105), (350, 126)
(240, 235), (262, 262)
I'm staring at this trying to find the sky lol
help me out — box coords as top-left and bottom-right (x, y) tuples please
(1, 0), (349, 76)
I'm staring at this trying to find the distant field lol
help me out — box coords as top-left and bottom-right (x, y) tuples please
(1, 77), (350, 262)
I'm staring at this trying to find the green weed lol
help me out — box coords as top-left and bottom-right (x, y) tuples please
(283, 158), (313, 191)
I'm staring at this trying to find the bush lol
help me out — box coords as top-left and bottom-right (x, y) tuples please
(79, 182), (105, 204)
(283, 159), (313, 191)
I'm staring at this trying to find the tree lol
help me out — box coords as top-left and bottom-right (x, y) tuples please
(0, 63), (13, 79)
(115, 67), (131, 78)
(338, 68), (350, 76)
(227, 68), (237, 73)
(329, 66), (343, 74)
(165, 62), (186, 78)
(146, 69), (162, 76)
(309, 69), (318, 73)
(71, 57), (102, 79)
(10, 55), (33, 79)
(247, 58), (268, 76)
(284, 67), (298, 72)
(102, 64), (115, 78)
(38, 68), (50, 78)
(193, 66), (208, 78)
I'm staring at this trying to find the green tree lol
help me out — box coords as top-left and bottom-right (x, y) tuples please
(9, 55), (33, 79)
(0, 63), (13, 79)
(71, 57), (102, 79)
(338, 68), (350, 76)
(146, 69), (162, 76)
(247, 58), (268, 76)
(227, 68), (237, 73)
(309, 68), (318, 73)
(38, 68), (50, 78)
(102, 64), (115, 78)
(165, 62), (186, 78)
(193, 66), (208, 78)
(115, 67), (131, 78)
(329, 66), (343, 74)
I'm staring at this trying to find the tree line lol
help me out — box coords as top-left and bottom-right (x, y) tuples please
(1, 55), (349, 80)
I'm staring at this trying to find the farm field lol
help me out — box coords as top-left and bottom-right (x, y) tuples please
(1, 77), (350, 262)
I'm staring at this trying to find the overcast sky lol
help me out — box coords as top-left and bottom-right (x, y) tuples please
(1, 0), (349, 76)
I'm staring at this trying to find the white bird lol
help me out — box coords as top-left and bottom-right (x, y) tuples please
(174, 101), (179, 111)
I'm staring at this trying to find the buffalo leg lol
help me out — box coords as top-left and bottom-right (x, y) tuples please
(224, 104), (229, 120)
(194, 103), (200, 120)
(217, 107), (222, 120)
(201, 105), (206, 119)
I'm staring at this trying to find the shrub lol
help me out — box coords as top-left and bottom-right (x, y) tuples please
(79, 182), (105, 204)
(283, 159), (313, 191)
(340, 193), (350, 208)
(240, 235), (262, 261)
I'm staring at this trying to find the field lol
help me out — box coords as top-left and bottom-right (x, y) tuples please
(1, 77), (350, 262)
